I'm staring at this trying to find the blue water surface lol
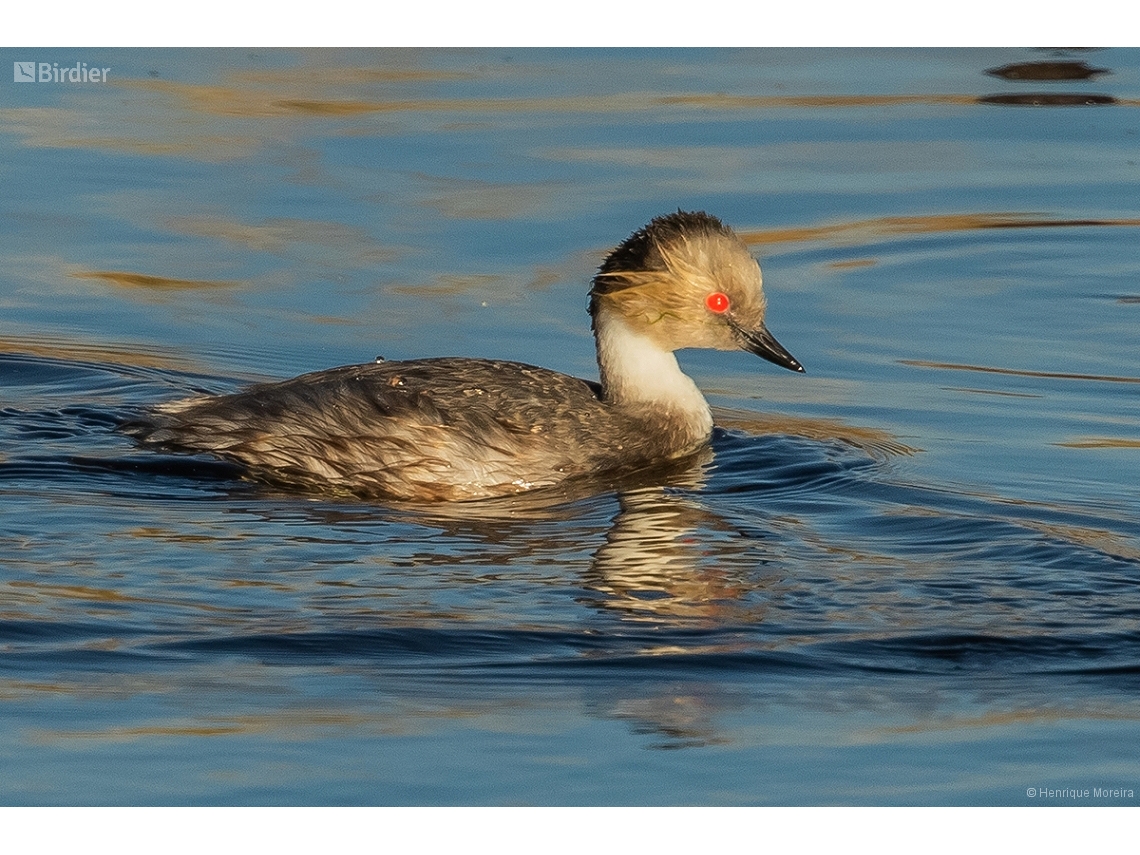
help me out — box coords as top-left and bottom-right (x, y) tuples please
(1, 47), (1139, 805)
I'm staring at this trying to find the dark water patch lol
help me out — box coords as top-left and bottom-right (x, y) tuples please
(66, 453), (249, 486)
(817, 631), (1140, 678)
(1, 647), (187, 675)
(0, 619), (185, 675)
(0, 350), (252, 406)
(0, 352), (267, 499)
(158, 626), (596, 663)
(134, 627), (853, 698)
(0, 618), (151, 645)
(0, 354), (107, 390)
(943, 386), (1042, 399)
(0, 452), (249, 500)
(134, 624), (1140, 688)
(709, 431), (879, 498)
(985, 61), (1111, 81)
(150, 625), (810, 669)
(712, 412), (918, 461)
(838, 497), (1140, 571)
(2, 404), (132, 448)
(978, 93), (1117, 107)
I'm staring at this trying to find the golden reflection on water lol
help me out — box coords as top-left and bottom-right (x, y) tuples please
(901, 358), (1140, 385)
(715, 408), (918, 459)
(26, 709), (396, 744)
(166, 216), (396, 265)
(1018, 517), (1140, 562)
(944, 386), (1043, 399)
(234, 63), (474, 87)
(386, 273), (505, 297)
(1, 47), (1135, 176)
(0, 103), (263, 161)
(116, 77), (675, 120)
(418, 174), (574, 221)
(5, 579), (248, 617)
(1056, 438), (1140, 450)
(738, 212), (1140, 249)
(7, 581), (141, 604)
(20, 685), (572, 745)
(875, 705), (1140, 736)
(17, 686), (1140, 753)
(70, 270), (242, 291)
(0, 335), (200, 372)
(66, 45), (1140, 129)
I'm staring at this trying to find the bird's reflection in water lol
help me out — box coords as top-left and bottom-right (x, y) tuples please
(227, 415), (911, 749)
(575, 452), (767, 748)
(585, 469), (771, 625)
(583, 410), (914, 624)
(578, 416), (916, 747)
(603, 691), (735, 749)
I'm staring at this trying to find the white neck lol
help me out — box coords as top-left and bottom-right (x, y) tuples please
(593, 311), (713, 438)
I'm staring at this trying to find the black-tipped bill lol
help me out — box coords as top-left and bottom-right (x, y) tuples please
(732, 321), (805, 373)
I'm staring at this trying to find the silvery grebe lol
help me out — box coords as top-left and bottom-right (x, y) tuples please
(129, 211), (804, 501)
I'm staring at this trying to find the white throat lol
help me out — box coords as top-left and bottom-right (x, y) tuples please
(593, 311), (714, 437)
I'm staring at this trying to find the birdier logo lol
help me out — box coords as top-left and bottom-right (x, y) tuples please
(13, 61), (110, 83)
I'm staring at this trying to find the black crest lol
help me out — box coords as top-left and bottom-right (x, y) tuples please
(595, 210), (733, 287)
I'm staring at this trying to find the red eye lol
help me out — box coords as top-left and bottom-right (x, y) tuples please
(705, 291), (730, 313)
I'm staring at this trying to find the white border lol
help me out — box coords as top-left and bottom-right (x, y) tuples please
(3, 1), (1127, 48)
